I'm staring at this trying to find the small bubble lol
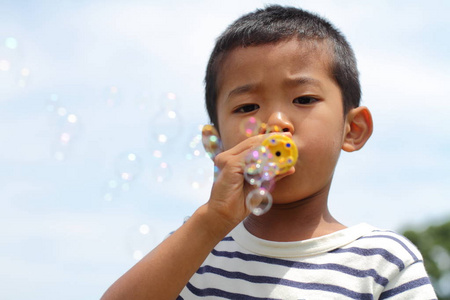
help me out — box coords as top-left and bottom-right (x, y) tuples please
(186, 133), (205, 161)
(188, 167), (210, 190)
(153, 161), (171, 183)
(60, 132), (71, 144)
(57, 107), (67, 117)
(46, 95), (59, 112)
(102, 179), (121, 202)
(5, 37), (18, 49)
(135, 91), (153, 111)
(260, 179), (275, 192)
(103, 193), (113, 202)
(139, 224), (150, 235)
(54, 151), (65, 161)
(67, 114), (77, 124)
(158, 134), (168, 144)
(246, 188), (272, 216)
(0, 60), (11, 71)
(121, 182), (130, 192)
(167, 92), (176, 100)
(150, 109), (182, 145)
(167, 110), (177, 119)
(243, 144), (278, 192)
(108, 179), (118, 189)
(20, 68), (30, 77)
(127, 223), (156, 261)
(133, 250), (144, 261)
(240, 116), (262, 137)
(162, 92), (178, 111)
(115, 152), (143, 182)
(104, 86), (121, 107)
(152, 150), (162, 158)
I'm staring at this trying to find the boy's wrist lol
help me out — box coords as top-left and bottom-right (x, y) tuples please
(193, 203), (241, 242)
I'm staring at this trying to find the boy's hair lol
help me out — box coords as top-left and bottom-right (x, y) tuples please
(205, 5), (360, 128)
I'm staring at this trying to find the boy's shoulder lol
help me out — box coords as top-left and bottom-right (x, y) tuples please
(342, 225), (424, 266)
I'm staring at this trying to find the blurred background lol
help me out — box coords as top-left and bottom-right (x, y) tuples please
(1, 0), (449, 298)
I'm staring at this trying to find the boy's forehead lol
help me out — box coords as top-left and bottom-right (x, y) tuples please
(216, 38), (333, 93)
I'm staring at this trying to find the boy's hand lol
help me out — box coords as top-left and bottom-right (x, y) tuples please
(206, 132), (295, 229)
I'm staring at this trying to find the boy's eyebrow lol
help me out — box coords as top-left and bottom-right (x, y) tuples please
(227, 77), (323, 100)
(227, 84), (256, 100)
(284, 77), (322, 88)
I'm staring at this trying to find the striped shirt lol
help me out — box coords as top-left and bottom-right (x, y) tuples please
(178, 223), (436, 299)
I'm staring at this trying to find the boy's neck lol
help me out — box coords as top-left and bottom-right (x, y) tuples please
(243, 182), (346, 242)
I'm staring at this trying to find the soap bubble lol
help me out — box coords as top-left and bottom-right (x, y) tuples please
(51, 112), (82, 161)
(151, 161), (172, 183)
(101, 177), (133, 202)
(127, 223), (156, 261)
(51, 139), (70, 161)
(188, 167), (211, 190)
(201, 124), (222, 159)
(135, 91), (153, 111)
(17, 67), (31, 88)
(260, 162), (279, 182)
(58, 112), (81, 139)
(102, 179), (121, 202)
(161, 92), (179, 111)
(46, 94), (61, 113)
(104, 86), (121, 107)
(148, 92), (182, 149)
(0, 36), (23, 89)
(186, 132), (205, 160)
(115, 152), (143, 182)
(240, 116), (262, 137)
(0, 59), (10, 71)
(260, 179), (275, 193)
(5, 37), (18, 50)
(246, 188), (273, 216)
(149, 109), (182, 147)
(243, 145), (273, 186)
(244, 162), (264, 186)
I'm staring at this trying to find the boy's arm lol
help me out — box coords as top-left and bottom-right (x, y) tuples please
(101, 134), (280, 300)
(100, 204), (237, 300)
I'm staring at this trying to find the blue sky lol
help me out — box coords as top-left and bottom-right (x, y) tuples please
(1, 0), (449, 299)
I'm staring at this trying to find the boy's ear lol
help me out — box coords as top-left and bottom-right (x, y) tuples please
(342, 106), (373, 152)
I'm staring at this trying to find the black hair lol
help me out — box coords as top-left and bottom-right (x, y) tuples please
(205, 5), (360, 128)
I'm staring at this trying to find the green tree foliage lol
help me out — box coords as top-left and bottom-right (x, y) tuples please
(403, 220), (450, 299)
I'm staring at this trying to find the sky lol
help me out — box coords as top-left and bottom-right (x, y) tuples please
(1, 0), (449, 299)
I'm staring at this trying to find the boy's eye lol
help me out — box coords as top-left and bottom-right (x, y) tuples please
(293, 96), (319, 105)
(234, 104), (260, 113)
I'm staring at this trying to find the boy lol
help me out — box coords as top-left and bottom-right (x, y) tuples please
(102, 5), (436, 299)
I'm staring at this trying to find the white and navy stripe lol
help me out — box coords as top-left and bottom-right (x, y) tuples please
(178, 223), (436, 299)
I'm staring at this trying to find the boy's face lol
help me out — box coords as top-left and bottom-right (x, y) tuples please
(216, 38), (349, 204)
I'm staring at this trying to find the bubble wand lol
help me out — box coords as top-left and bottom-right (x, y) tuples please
(202, 121), (298, 216)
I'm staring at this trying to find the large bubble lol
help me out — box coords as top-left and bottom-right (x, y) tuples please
(246, 188), (273, 216)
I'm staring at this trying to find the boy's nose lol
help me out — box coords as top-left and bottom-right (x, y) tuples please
(265, 112), (294, 134)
